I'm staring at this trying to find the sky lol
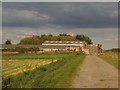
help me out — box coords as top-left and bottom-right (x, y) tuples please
(2, 2), (118, 50)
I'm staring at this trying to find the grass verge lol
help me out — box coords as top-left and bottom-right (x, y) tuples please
(98, 55), (119, 70)
(2, 53), (85, 88)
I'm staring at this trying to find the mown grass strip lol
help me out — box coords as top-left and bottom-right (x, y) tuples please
(2, 53), (85, 88)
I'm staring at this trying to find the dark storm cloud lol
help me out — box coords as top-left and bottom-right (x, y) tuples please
(2, 2), (118, 28)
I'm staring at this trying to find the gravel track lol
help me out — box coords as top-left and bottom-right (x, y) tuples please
(71, 55), (118, 88)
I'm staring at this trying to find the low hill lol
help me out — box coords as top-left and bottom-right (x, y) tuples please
(18, 34), (93, 45)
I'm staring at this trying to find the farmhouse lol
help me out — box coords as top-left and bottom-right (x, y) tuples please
(1, 41), (102, 54)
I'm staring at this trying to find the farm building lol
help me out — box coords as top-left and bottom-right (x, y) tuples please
(42, 41), (87, 51)
(1, 41), (102, 54)
(42, 41), (102, 54)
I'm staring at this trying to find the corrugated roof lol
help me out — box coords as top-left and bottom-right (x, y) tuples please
(43, 41), (85, 44)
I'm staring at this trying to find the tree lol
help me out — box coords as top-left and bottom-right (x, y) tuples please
(18, 37), (41, 45)
(41, 34), (45, 38)
(59, 33), (67, 36)
(48, 34), (53, 37)
(75, 35), (93, 44)
(5, 40), (12, 44)
(18, 34), (93, 45)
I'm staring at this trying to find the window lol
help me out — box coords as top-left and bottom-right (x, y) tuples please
(80, 41), (82, 44)
(66, 41), (69, 43)
(46, 41), (49, 43)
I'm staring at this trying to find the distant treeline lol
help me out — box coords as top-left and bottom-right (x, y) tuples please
(17, 34), (93, 45)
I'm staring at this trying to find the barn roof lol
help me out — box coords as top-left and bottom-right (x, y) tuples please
(43, 41), (85, 44)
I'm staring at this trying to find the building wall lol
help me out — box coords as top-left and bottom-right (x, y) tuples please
(82, 49), (89, 54)
(87, 44), (102, 54)
(65, 46), (81, 52)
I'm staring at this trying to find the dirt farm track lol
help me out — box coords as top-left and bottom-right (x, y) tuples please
(71, 55), (118, 88)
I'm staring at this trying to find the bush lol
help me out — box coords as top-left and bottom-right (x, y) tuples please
(4, 40), (12, 45)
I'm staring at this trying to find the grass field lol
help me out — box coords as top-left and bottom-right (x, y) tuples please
(98, 55), (119, 70)
(2, 52), (85, 88)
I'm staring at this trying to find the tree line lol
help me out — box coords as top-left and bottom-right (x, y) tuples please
(5, 34), (93, 45)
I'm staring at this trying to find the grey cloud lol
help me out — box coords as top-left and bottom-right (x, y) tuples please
(2, 2), (118, 28)
(2, 0), (119, 2)
(3, 8), (52, 28)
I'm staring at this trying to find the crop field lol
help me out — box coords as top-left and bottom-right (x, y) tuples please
(2, 52), (85, 88)
(2, 59), (57, 77)
(2, 53), (67, 77)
